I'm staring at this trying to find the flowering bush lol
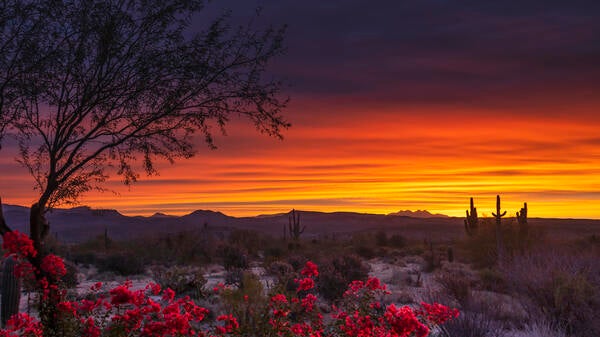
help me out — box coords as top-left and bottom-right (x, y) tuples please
(1, 231), (458, 336)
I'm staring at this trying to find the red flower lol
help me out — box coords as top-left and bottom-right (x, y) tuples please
(109, 284), (135, 306)
(296, 278), (315, 292)
(41, 254), (66, 278)
(418, 302), (459, 325)
(301, 261), (319, 277)
(2, 231), (36, 258)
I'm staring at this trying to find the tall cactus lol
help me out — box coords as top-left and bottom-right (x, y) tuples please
(516, 202), (529, 250)
(288, 209), (305, 241)
(1, 257), (21, 327)
(464, 197), (478, 236)
(492, 195), (506, 263)
(516, 202), (528, 226)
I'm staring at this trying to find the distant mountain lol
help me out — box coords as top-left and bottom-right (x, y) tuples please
(150, 212), (176, 218)
(2, 204), (599, 244)
(387, 210), (449, 218)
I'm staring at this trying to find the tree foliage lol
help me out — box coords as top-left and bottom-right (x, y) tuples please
(1, 0), (288, 210)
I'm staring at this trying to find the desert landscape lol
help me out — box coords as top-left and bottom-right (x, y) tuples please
(1, 0), (599, 336)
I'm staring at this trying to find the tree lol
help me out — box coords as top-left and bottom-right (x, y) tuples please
(0, 0), (287, 332)
(0, 0), (53, 145)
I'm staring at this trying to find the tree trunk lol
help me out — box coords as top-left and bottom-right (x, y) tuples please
(29, 203), (59, 336)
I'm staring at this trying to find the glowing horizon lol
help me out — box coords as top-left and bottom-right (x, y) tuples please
(2, 101), (600, 219)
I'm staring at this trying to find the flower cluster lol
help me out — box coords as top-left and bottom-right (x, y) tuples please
(418, 302), (460, 325)
(268, 264), (324, 336)
(0, 313), (42, 337)
(2, 232), (67, 302)
(0, 232), (458, 337)
(54, 281), (213, 337)
(332, 274), (459, 337)
(2, 231), (36, 258)
(40, 254), (67, 279)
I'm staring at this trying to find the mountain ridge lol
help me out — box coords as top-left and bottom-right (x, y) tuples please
(2, 204), (599, 244)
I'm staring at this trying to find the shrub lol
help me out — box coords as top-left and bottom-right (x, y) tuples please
(225, 268), (245, 287)
(509, 319), (567, 337)
(69, 252), (98, 267)
(389, 234), (406, 248)
(440, 311), (503, 337)
(375, 231), (388, 246)
(477, 268), (507, 293)
(435, 271), (471, 307)
(502, 249), (600, 337)
(219, 244), (248, 271)
(263, 245), (285, 260)
(228, 229), (263, 256)
(61, 260), (79, 289)
(354, 244), (376, 259)
(151, 265), (207, 299)
(97, 252), (145, 276)
(318, 254), (369, 302)
(267, 260), (295, 288)
(286, 254), (308, 272)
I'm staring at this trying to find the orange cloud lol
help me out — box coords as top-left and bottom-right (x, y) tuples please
(1, 101), (600, 218)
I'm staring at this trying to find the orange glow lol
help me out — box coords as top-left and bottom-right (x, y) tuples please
(2, 100), (600, 218)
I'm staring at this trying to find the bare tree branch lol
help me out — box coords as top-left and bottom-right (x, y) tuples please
(2, 0), (288, 212)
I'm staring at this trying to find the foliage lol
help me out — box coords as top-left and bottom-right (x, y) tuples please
(389, 234), (407, 248)
(477, 268), (507, 293)
(151, 265), (207, 300)
(502, 249), (600, 337)
(317, 254), (369, 302)
(440, 311), (503, 337)
(0, 232), (459, 337)
(435, 271), (472, 307)
(2, 0), (288, 210)
(228, 230), (264, 256)
(219, 244), (248, 271)
(268, 260), (295, 288)
(96, 252), (145, 276)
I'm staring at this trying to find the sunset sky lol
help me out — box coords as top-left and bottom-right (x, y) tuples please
(2, 0), (600, 218)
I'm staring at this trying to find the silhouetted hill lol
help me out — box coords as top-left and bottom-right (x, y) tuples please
(387, 210), (449, 218)
(2, 204), (600, 243)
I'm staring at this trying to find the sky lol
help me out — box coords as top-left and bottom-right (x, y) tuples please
(2, 0), (600, 218)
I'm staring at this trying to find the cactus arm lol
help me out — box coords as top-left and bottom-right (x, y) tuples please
(1, 257), (22, 327)
(464, 197), (479, 237)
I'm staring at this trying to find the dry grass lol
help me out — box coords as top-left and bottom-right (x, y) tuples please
(502, 248), (600, 337)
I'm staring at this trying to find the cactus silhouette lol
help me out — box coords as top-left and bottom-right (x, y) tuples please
(516, 202), (528, 226)
(288, 209), (305, 241)
(1, 256), (21, 327)
(516, 202), (529, 251)
(464, 197), (478, 236)
(492, 195), (506, 263)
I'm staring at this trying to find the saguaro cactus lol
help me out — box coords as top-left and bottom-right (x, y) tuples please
(516, 202), (529, 250)
(464, 197), (478, 236)
(492, 195), (506, 263)
(516, 202), (528, 226)
(288, 209), (305, 241)
(1, 256), (21, 327)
